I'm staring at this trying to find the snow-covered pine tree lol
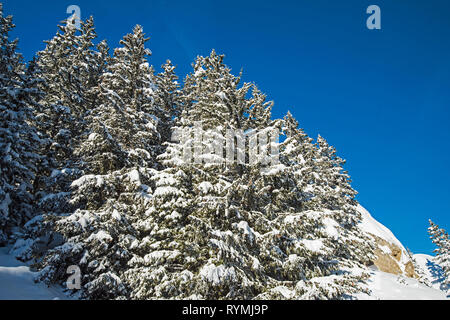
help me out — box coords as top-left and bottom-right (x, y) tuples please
(153, 60), (182, 143)
(428, 220), (450, 292)
(8, 17), (111, 262)
(37, 16), (106, 118)
(0, 4), (41, 244)
(251, 114), (374, 299)
(32, 16), (108, 217)
(35, 25), (163, 299)
(123, 135), (197, 299)
(278, 111), (316, 209)
(123, 50), (374, 300)
(124, 51), (276, 299)
(312, 135), (374, 279)
(95, 25), (160, 167)
(313, 135), (359, 224)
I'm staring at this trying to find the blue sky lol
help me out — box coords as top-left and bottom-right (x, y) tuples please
(3, 0), (450, 254)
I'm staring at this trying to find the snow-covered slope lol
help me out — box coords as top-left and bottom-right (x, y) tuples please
(357, 205), (448, 300)
(357, 270), (448, 300)
(414, 253), (448, 292)
(358, 205), (407, 253)
(0, 247), (67, 300)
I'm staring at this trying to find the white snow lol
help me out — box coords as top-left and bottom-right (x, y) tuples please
(355, 205), (449, 299)
(357, 205), (410, 267)
(271, 286), (295, 299)
(300, 239), (324, 253)
(112, 209), (122, 221)
(321, 217), (339, 239)
(357, 270), (448, 300)
(199, 263), (237, 285)
(88, 132), (98, 141)
(236, 221), (256, 242)
(379, 245), (392, 255)
(153, 186), (183, 197)
(215, 91), (228, 101)
(128, 169), (141, 185)
(194, 67), (205, 77)
(414, 253), (448, 292)
(71, 174), (105, 188)
(198, 181), (214, 194)
(357, 205), (406, 252)
(87, 230), (112, 243)
(143, 250), (180, 264)
(168, 211), (182, 220)
(0, 247), (68, 300)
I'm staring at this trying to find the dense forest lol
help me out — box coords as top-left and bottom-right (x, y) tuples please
(1, 4), (420, 299)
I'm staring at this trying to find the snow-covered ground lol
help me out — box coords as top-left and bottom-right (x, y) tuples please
(357, 270), (448, 300)
(0, 247), (67, 300)
(414, 253), (448, 292)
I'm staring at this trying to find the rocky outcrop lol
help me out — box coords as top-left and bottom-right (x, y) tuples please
(370, 234), (417, 278)
(357, 205), (418, 279)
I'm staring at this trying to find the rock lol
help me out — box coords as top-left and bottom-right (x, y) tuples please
(369, 233), (418, 278)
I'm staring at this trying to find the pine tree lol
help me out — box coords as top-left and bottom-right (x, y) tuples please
(428, 220), (450, 292)
(278, 111), (316, 209)
(153, 60), (182, 143)
(35, 25), (164, 299)
(123, 142), (196, 299)
(123, 51), (374, 300)
(33, 16), (108, 217)
(95, 25), (160, 167)
(0, 4), (41, 244)
(9, 17), (110, 261)
(123, 51), (265, 298)
(313, 135), (359, 225)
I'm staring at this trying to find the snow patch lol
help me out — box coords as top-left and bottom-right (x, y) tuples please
(357, 270), (448, 300)
(357, 205), (406, 252)
(300, 239), (323, 253)
(0, 247), (68, 300)
(199, 263), (237, 286)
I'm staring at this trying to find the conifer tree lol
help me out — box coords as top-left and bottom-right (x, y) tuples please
(33, 16), (108, 217)
(153, 60), (182, 143)
(279, 112), (316, 209)
(428, 220), (450, 292)
(95, 25), (160, 167)
(123, 51), (374, 300)
(313, 135), (359, 225)
(0, 4), (41, 244)
(36, 25), (162, 299)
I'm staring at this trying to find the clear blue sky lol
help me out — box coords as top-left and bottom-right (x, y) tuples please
(3, 0), (450, 254)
